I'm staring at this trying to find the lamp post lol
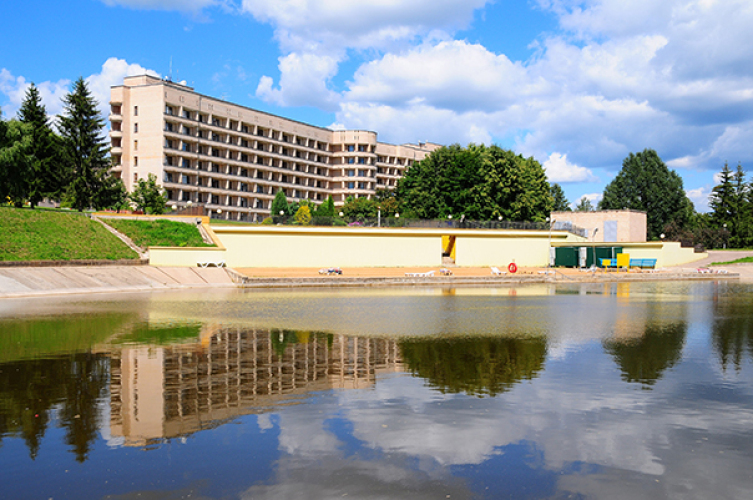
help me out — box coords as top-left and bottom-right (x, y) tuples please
(723, 223), (727, 249)
(592, 228), (599, 270)
(547, 217), (555, 268)
(377, 205), (381, 228)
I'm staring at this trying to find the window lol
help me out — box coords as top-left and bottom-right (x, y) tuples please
(256, 186), (264, 193)
(347, 169), (355, 177)
(181, 174), (189, 185)
(182, 143), (190, 152)
(347, 145), (355, 152)
(182, 159), (190, 168)
(347, 182), (355, 189)
(358, 182), (366, 189)
(165, 105), (173, 115)
(211, 179), (220, 188)
(240, 183), (249, 192)
(133, 173), (138, 183)
(134, 123), (139, 133)
(134, 140), (139, 151)
(347, 157), (355, 164)
(358, 169), (367, 177)
(211, 195), (219, 204)
(182, 192), (191, 202)
(183, 110), (191, 119)
(164, 172), (173, 183)
(164, 156), (173, 166)
(134, 106), (138, 116)
(358, 145), (366, 152)
(358, 157), (366, 164)
(241, 125), (249, 134)
(134, 157), (138, 167)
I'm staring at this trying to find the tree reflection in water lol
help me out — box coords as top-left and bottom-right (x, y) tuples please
(0, 353), (109, 462)
(399, 336), (548, 397)
(712, 295), (753, 371)
(604, 322), (687, 387)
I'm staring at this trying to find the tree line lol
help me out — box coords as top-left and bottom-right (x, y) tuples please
(0, 78), (135, 211)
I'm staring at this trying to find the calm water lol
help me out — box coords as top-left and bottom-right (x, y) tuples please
(1, 281), (753, 499)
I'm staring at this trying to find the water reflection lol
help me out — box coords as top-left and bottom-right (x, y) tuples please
(712, 292), (753, 371)
(400, 336), (547, 396)
(2, 283), (753, 500)
(110, 328), (402, 447)
(0, 353), (108, 462)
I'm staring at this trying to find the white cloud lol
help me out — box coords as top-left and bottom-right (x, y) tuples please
(686, 186), (711, 212)
(0, 58), (159, 125)
(543, 152), (598, 182)
(0, 69), (70, 118)
(86, 58), (160, 119)
(256, 53), (340, 110)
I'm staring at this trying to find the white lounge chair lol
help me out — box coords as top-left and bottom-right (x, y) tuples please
(491, 267), (506, 275)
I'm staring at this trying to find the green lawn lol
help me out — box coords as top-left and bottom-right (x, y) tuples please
(711, 256), (753, 265)
(0, 207), (138, 261)
(105, 218), (215, 248)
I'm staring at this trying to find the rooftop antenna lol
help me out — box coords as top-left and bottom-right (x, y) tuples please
(169, 56), (173, 82)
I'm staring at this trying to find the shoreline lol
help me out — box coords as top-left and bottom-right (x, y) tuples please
(0, 264), (743, 299)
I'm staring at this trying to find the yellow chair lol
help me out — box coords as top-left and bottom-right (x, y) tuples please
(616, 253), (630, 270)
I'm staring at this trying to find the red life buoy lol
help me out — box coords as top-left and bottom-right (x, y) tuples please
(508, 262), (518, 273)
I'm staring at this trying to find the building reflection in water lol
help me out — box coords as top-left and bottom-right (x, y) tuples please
(109, 328), (403, 447)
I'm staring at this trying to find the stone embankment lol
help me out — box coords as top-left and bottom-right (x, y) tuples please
(0, 265), (235, 298)
(0, 263), (744, 298)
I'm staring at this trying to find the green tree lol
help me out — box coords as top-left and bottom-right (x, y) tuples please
(599, 149), (693, 239)
(129, 173), (167, 214)
(58, 77), (117, 211)
(270, 190), (290, 216)
(18, 83), (63, 207)
(709, 162), (752, 248)
(293, 205), (312, 225)
(0, 115), (33, 207)
(342, 196), (378, 219)
(550, 183), (570, 211)
(710, 162), (734, 226)
(313, 195), (335, 217)
(394, 144), (552, 221)
(575, 196), (594, 212)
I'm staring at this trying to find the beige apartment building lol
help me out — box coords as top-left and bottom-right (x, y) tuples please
(110, 75), (440, 221)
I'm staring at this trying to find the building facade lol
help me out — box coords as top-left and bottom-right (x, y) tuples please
(110, 75), (440, 221)
(551, 210), (647, 242)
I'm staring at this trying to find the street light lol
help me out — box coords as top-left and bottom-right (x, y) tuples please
(377, 205), (381, 228)
(547, 217), (555, 268)
(723, 223), (728, 249)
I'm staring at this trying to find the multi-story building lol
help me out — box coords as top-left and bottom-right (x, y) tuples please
(109, 75), (440, 221)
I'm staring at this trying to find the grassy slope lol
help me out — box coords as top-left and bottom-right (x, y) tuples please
(105, 219), (215, 248)
(711, 256), (753, 265)
(0, 207), (138, 261)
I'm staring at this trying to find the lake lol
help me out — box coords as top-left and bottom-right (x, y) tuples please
(1, 281), (752, 499)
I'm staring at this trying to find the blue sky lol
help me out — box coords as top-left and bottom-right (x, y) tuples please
(2, 0), (753, 212)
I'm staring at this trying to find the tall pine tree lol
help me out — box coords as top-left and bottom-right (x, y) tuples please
(18, 83), (63, 207)
(58, 77), (121, 211)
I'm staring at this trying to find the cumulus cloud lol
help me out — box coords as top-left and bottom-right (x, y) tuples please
(686, 186), (711, 212)
(0, 69), (70, 118)
(256, 53), (340, 110)
(0, 58), (159, 124)
(324, 0), (753, 176)
(543, 152), (598, 183)
(86, 57), (160, 118)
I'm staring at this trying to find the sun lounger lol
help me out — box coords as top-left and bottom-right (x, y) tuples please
(491, 267), (506, 275)
(319, 267), (342, 275)
(405, 271), (435, 277)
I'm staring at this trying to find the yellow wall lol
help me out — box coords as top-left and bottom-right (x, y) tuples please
(215, 227), (441, 267)
(621, 242), (706, 268)
(149, 226), (586, 268)
(455, 232), (555, 267)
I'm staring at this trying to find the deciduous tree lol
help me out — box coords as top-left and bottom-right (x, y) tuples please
(394, 144), (552, 221)
(129, 173), (166, 214)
